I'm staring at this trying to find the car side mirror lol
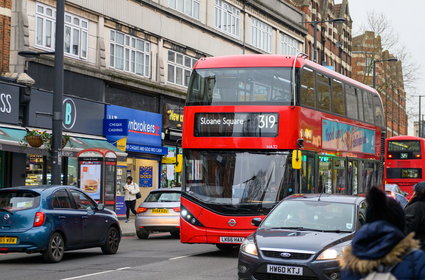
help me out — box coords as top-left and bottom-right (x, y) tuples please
(251, 217), (262, 227)
(97, 203), (105, 211)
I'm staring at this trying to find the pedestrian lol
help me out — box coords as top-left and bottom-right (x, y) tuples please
(404, 181), (425, 250)
(122, 176), (138, 223)
(339, 186), (425, 279)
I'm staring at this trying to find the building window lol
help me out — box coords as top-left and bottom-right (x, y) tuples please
(280, 33), (300, 56)
(215, 0), (240, 38)
(169, 0), (200, 19)
(36, 2), (88, 59)
(110, 30), (151, 77)
(251, 17), (272, 53)
(365, 57), (373, 76)
(167, 50), (197, 87)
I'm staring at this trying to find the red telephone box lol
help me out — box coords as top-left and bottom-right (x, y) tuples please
(77, 148), (117, 211)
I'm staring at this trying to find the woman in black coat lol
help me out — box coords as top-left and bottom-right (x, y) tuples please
(405, 181), (425, 250)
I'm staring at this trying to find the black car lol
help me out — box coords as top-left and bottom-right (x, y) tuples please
(238, 194), (366, 280)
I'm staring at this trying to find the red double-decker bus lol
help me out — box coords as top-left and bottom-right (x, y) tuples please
(384, 135), (425, 198)
(180, 54), (385, 248)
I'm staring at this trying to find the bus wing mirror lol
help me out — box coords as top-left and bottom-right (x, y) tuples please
(251, 217), (262, 227)
(292, 150), (302, 169)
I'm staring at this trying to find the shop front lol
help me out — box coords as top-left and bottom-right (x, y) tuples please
(104, 105), (167, 216)
(0, 88), (126, 188)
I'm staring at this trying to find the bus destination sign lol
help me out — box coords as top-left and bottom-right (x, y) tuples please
(194, 112), (278, 137)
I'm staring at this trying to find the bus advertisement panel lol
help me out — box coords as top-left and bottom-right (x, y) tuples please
(181, 55), (384, 248)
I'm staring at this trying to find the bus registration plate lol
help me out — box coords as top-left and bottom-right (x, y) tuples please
(267, 264), (303, 275)
(219, 236), (244, 243)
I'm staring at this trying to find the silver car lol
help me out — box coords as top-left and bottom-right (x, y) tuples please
(135, 188), (181, 239)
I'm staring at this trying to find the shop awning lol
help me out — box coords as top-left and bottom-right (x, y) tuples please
(0, 127), (127, 160)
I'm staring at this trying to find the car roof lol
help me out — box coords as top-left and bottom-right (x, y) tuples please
(284, 193), (364, 205)
(150, 188), (181, 193)
(1, 185), (80, 194)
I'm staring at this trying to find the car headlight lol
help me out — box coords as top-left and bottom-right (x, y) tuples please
(241, 238), (258, 256)
(316, 245), (345, 260)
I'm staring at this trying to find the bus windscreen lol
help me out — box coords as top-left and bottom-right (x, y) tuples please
(387, 140), (421, 159)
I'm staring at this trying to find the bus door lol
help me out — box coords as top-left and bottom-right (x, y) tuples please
(318, 156), (332, 194)
(332, 158), (347, 194)
(359, 160), (378, 194)
(347, 159), (359, 195)
(300, 152), (317, 193)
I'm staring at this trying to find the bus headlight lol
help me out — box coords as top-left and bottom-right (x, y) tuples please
(241, 238), (258, 256)
(180, 206), (204, 226)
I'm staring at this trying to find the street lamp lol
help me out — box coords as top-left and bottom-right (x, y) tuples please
(18, 0), (64, 185)
(372, 58), (398, 89)
(300, 18), (346, 63)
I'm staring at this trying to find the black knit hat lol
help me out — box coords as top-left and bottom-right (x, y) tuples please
(366, 186), (405, 232)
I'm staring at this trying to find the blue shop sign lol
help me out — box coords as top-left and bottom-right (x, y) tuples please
(103, 119), (129, 136)
(126, 144), (168, 155)
(105, 105), (162, 147)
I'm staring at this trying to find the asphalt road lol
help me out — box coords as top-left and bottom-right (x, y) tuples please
(0, 233), (239, 280)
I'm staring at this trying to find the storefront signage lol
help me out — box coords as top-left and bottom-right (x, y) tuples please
(163, 103), (183, 129)
(139, 166), (153, 187)
(103, 119), (129, 136)
(63, 98), (77, 130)
(322, 119), (375, 154)
(194, 112), (278, 137)
(105, 105), (162, 147)
(0, 83), (20, 125)
(27, 89), (105, 135)
(126, 144), (168, 155)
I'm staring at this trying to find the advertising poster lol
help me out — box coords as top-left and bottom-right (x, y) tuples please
(322, 119), (375, 154)
(80, 161), (102, 200)
(139, 166), (153, 187)
(115, 196), (126, 216)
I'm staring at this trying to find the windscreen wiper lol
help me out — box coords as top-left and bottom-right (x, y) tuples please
(267, 227), (323, 232)
(0, 208), (13, 215)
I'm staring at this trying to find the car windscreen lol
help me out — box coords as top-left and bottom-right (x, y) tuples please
(0, 190), (41, 212)
(261, 200), (356, 232)
(144, 191), (181, 202)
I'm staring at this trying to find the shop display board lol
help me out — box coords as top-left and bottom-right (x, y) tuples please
(139, 166), (153, 187)
(80, 160), (102, 200)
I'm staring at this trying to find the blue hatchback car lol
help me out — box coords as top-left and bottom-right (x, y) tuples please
(0, 185), (121, 262)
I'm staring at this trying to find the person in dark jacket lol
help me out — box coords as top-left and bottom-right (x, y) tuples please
(405, 181), (425, 250)
(339, 186), (425, 280)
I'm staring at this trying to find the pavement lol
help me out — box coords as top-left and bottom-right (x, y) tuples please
(118, 215), (137, 236)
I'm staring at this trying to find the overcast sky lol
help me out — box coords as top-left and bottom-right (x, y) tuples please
(345, 0), (425, 135)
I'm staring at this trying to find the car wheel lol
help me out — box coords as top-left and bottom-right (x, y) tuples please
(136, 228), (149, 239)
(43, 232), (65, 263)
(101, 226), (120, 254)
(216, 244), (235, 251)
(170, 231), (180, 238)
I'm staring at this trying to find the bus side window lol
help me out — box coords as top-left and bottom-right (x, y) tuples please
(316, 73), (331, 112)
(363, 91), (375, 124)
(373, 95), (384, 127)
(331, 79), (345, 116)
(357, 89), (364, 121)
(300, 68), (315, 107)
(345, 84), (359, 119)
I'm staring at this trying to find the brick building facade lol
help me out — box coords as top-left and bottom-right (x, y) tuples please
(0, 0), (11, 74)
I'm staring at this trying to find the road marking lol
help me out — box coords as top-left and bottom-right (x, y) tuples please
(169, 255), (189, 260)
(60, 267), (130, 280)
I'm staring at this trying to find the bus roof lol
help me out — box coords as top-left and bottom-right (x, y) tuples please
(194, 54), (378, 94)
(387, 135), (423, 141)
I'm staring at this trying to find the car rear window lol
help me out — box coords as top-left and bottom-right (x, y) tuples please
(0, 190), (41, 211)
(144, 191), (181, 202)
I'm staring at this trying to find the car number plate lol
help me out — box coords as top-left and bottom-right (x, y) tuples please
(151, 209), (169, 214)
(267, 264), (303, 275)
(0, 237), (17, 244)
(219, 236), (244, 243)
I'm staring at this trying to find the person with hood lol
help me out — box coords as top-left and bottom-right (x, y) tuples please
(339, 186), (425, 279)
(405, 181), (425, 250)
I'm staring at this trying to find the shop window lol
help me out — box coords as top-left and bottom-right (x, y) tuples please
(332, 159), (347, 194)
(26, 155), (45, 186)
